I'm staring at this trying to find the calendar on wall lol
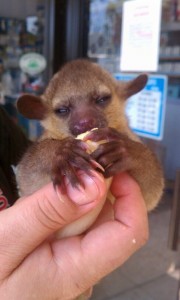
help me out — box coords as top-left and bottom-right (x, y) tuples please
(114, 74), (167, 140)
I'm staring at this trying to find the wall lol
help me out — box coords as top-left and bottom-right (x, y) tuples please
(0, 0), (44, 18)
(161, 101), (180, 180)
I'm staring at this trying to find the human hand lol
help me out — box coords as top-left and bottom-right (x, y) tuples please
(0, 171), (148, 300)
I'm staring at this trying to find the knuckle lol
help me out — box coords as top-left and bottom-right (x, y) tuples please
(35, 195), (67, 230)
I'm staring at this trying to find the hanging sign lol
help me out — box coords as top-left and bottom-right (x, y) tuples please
(115, 73), (167, 140)
(120, 0), (162, 72)
(19, 53), (47, 76)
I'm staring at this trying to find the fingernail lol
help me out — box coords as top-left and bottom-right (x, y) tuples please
(65, 171), (104, 205)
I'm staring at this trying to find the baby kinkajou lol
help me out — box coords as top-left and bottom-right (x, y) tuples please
(16, 59), (164, 210)
(16, 59), (164, 299)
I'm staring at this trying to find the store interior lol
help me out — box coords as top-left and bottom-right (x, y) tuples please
(0, 0), (180, 299)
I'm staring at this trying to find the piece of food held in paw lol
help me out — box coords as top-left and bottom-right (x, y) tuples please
(56, 129), (113, 239)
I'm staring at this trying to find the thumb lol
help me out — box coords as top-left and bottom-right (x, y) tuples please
(0, 171), (106, 278)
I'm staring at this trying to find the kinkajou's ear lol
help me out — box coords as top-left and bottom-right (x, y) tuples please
(117, 74), (148, 99)
(16, 94), (48, 120)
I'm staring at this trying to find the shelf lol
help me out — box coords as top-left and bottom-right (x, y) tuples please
(158, 72), (180, 78)
(159, 56), (180, 61)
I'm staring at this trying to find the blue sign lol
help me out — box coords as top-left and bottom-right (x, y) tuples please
(114, 73), (167, 140)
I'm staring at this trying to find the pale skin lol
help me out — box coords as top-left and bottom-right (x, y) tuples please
(0, 172), (148, 300)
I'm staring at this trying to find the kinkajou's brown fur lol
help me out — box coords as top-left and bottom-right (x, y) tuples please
(16, 59), (164, 211)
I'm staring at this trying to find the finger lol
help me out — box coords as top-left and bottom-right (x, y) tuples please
(92, 142), (125, 162)
(0, 171), (106, 278)
(51, 160), (69, 186)
(71, 156), (94, 175)
(97, 151), (122, 169)
(87, 171), (148, 273)
(104, 158), (131, 177)
(83, 129), (107, 142)
(62, 164), (80, 188)
(91, 142), (110, 159)
(60, 160), (82, 188)
(83, 129), (104, 142)
(73, 148), (92, 161)
(91, 141), (119, 157)
(71, 158), (95, 188)
(52, 160), (81, 193)
(89, 200), (114, 229)
(84, 128), (121, 142)
(53, 172), (148, 293)
(75, 139), (89, 151)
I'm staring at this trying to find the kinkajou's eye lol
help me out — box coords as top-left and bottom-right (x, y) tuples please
(95, 95), (111, 105)
(55, 106), (70, 116)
